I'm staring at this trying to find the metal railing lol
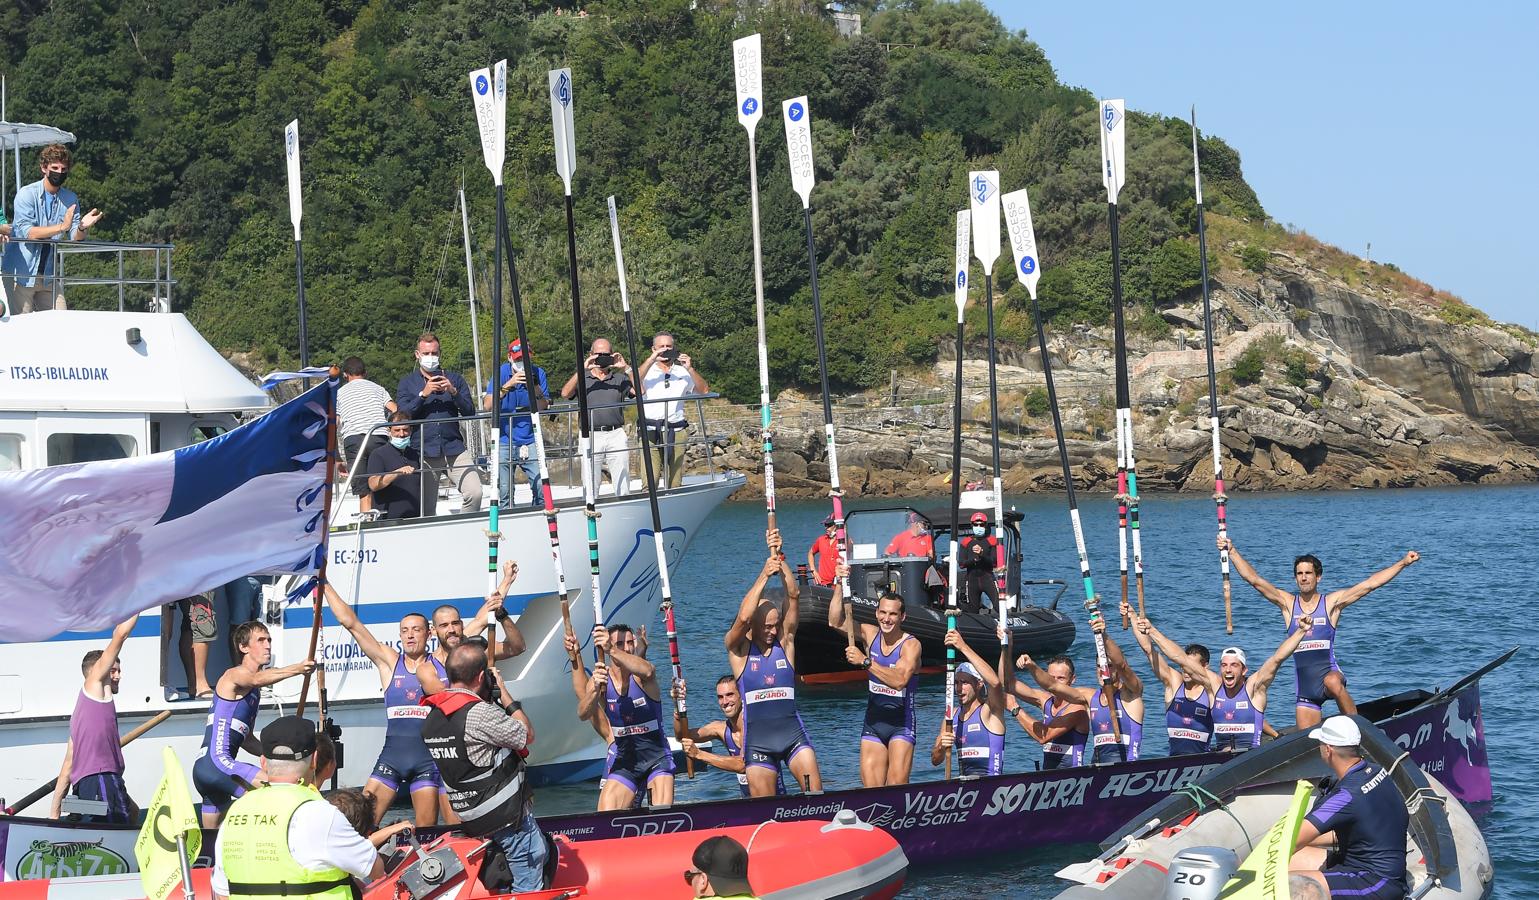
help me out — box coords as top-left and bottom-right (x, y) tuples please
(0, 238), (175, 313)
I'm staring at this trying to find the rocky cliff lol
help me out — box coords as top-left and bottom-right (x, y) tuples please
(692, 238), (1539, 499)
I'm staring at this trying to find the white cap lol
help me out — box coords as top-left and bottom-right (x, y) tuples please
(1309, 715), (1362, 748)
(1220, 646), (1248, 667)
(956, 661), (982, 682)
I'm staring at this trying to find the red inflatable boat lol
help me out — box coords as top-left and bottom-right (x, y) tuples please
(0, 811), (907, 899)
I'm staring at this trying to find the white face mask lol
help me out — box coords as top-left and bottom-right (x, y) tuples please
(972, 526), (986, 536)
(419, 353), (440, 371)
(390, 435), (411, 450)
(511, 360), (525, 372)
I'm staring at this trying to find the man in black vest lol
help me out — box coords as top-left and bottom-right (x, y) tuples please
(421, 643), (545, 891)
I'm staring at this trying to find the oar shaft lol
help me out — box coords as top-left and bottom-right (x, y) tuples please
(562, 191), (604, 666)
(745, 134), (777, 534)
(945, 311), (964, 781)
(487, 185), (505, 603)
(1192, 111), (1233, 633)
(298, 373), (339, 718)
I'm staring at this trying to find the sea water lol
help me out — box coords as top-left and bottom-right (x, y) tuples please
(535, 484), (1539, 897)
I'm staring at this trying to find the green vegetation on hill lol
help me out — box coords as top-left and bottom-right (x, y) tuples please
(2, 0), (1264, 400)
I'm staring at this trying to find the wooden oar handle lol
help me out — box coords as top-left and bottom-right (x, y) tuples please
(1223, 575), (1234, 635)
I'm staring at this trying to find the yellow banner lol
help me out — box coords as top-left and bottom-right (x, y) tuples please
(134, 747), (202, 900)
(1221, 779), (1313, 899)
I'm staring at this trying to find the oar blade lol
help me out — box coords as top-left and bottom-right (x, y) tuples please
(283, 119), (302, 240)
(548, 67), (576, 193)
(968, 169), (1001, 270)
(1099, 98), (1126, 203)
(782, 96), (814, 208)
(732, 33), (763, 133)
(468, 61), (507, 186)
(1000, 187), (1041, 299)
(953, 209), (971, 317)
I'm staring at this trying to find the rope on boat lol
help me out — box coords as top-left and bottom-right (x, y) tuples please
(1171, 783), (1255, 856)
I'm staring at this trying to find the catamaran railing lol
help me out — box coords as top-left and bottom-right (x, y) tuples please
(334, 390), (731, 526)
(0, 238), (176, 312)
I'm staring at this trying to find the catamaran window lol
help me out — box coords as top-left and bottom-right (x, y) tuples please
(46, 433), (138, 465)
(0, 434), (23, 472)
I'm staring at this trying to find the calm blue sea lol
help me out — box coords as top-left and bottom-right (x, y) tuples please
(536, 485), (1539, 898)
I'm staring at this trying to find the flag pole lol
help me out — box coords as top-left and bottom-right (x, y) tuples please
(608, 197), (692, 777)
(781, 95), (852, 646)
(1191, 107), (1233, 633)
(945, 208), (970, 781)
(1003, 187), (1122, 751)
(297, 366), (341, 718)
(969, 170), (1009, 643)
(733, 34), (778, 536)
(549, 67), (606, 666)
(284, 121), (308, 380)
(1098, 98), (1139, 627)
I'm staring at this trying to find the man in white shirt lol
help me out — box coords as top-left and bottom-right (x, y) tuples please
(212, 717), (382, 900)
(337, 356), (398, 513)
(636, 332), (708, 489)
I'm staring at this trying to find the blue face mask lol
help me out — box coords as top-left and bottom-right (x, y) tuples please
(390, 435), (411, 450)
(972, 526), (986, 536)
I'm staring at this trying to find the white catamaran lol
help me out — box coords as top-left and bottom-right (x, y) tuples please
(0, 287), (742, 812)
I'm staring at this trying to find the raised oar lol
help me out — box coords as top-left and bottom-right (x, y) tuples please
(1191, 107), (1233, 634)
(457, 178), (487, 453)
(733, 34), (778, 535)
(968, 169), (1011, 642)
(1003, 186), (1123, 751)
(284, 120), (309, 384)
(781, 95), (853, 649)
(608, 196), (693, 777)
(5, 709), (174, 816)
(476, 65), (574, 637)
(469, 60), (509, 615)
(549, 67), (605, 666)
(298, 367), (342, 718)
(1097, 98), (1139, 627)
(944, 208), (970, 781)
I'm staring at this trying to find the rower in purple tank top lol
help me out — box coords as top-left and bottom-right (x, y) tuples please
(191, 621), (315, 828)
(676, 675), (785, 797)
(1221, 536), (1420, 730)
(726, 529), (822, 797)
(49, 612), (139, 823)
(1126, 602), (1213, 756)
(1022, 614), (1146, 764)
(1132, 605), (1313, 753)
(828, 566), (922, 788)
(1009, 654), (1089, 770)
(933, 631), (1008, 777)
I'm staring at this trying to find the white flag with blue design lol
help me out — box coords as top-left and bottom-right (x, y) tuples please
(0, 380), (334, 642)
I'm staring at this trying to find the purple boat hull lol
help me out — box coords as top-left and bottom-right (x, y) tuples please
(540, 653), (1503, 868)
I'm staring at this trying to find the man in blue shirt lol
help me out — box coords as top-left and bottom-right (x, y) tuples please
(396, 332), (483, 515)
(1290, 716), (1409, 899)
(483, 340), (549, 509)
(2, 144), (103, 314)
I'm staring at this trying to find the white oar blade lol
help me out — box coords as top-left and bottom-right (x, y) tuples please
(1001, 188), (1042, 299)
(549, 67), (576, 194)
(953, 209), (970, 317)
(607, 195), (632, 312)
(283, 119), (302, 240)
(733, 33), (763, 133)
(782, 95), (814, 208)
(468, 62), (507, 186)
(968, 170), (1001, 270)
(1190, 105), (1203, 204)
(1099, 98), (1126, 203)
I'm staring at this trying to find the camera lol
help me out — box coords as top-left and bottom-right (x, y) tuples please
(593, 352), (616, 368)
(658, 348), (680, 364)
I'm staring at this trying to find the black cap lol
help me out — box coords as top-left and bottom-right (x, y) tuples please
(823, 515), (836, 527)
(692, 835), (750, 884)
(261, 716), (318, 761)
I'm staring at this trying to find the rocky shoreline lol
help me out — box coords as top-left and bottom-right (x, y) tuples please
(689, 258), (1539, 500)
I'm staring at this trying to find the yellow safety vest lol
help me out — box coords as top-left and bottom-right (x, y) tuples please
(220, 782), (355, 899)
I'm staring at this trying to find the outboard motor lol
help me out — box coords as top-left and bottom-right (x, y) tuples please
(1163, 846), (1240, 900)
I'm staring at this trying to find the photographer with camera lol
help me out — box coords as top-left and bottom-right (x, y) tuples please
(561, 338), (635, 498)
(396, 333), (483, 514)
(637, 332), (708, 490)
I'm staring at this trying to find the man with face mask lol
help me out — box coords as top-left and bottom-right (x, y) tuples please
(483, 340), (549, 509)
(396, 332), (484, 514)
(955, 512), (1003, 615)
(365, 413), (425, 519)
(2, 143), (103, 313)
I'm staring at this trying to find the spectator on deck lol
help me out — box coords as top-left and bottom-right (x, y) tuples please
(561, 338), (635, 497)
(174, 590), (217, 699)
(1, 144), (103, 313)
(366, 413), (426, 520)
(484, 340), (549, 509)
(396, 332), (483, 514)
(637, 332), (708, 489)
(338, 356), (398, 512)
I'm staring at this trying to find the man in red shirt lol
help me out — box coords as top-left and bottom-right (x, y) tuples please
(885, 513), (935, 559)
(806, 516), (841, 586)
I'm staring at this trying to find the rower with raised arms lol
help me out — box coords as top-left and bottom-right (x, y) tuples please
(1007, 653), (1089, 770)
(581, 623), (675, 810)
(726, 528), (822, 796)
(1021, 616), (1144, 763)
(50, 612), (140, 822)
(932, 630), (1006, 777)
(829, 563), (921, 786)
(1221, 536), (1419, 729)
(1130, 601), (1310, 753)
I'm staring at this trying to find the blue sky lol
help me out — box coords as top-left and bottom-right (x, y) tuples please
(986, 2), (1539, 327)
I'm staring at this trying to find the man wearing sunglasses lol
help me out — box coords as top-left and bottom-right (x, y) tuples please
(637, 332), (708, 489)
(2, 143), (104, 313)
(685, 835), (757, 898)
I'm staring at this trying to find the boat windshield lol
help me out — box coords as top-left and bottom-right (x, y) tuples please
(844, 507), (935, 561)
